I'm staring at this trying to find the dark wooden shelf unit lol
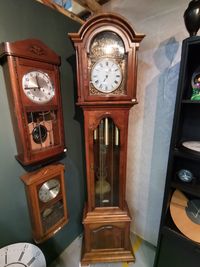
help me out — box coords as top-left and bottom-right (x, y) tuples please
(154, 36), (200, 267)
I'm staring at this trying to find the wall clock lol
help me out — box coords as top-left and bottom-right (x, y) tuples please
(0, 39), (66, 166)
(69, 13), (144, 265)
(0, 242), (46, 267)
(21, 163), (68, 243)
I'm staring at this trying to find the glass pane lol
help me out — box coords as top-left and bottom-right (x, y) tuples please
(88, 31), (127, 96)
(27, 110), (59, 151)
(41, 200), (64, 233)
(94, 117), (120, 207)
(90, 31), (125, 59)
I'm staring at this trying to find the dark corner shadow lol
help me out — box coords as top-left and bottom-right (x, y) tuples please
(66, 53), (87, 196)
(38, 237), (62, 266)
(66, 54), (82, 122)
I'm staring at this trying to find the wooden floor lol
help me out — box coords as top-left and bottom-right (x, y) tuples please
(50, 233), (156, 267)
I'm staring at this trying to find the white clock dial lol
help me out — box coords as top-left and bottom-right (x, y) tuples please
(38, 179), (60, 203)
(0, 243), (46, 267)
(91, 58), (122, 93)
(22, 71), (55, 104)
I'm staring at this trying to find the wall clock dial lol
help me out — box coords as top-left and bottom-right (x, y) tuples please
(38, 178), (60, 203)
(22, 70), (55, 104)
(69, 13), (144, 265)
(0, 39), (66, 166)
(21, 163), (68, 243)
(91, 58), (122, 93)
(0, 243), (46, 267)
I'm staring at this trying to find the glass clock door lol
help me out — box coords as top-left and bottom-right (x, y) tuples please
(93, 117), (120, 207)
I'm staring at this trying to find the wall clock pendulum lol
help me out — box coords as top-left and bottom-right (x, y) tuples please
(69, 13), (144, 265)
(0, 39), (66, 166)
(21, 163), (68, 243)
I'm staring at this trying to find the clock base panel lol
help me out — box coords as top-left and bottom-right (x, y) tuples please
(81, 239), (135, 265)
(81, 202), (135, 265)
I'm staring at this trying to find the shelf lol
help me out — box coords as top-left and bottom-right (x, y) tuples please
(171, 179), (200, 198)
(182, 99), (200, 104)
(162, 225), (188, 242)
(163, 209), (200, 245)
(155, 37), (200, 267)
(163, 210), (189, 241)
(161, 225), (200, 249)
(174, 147), (200, 161)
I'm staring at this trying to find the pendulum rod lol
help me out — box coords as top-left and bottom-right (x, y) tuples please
(111, 120), (114, 206)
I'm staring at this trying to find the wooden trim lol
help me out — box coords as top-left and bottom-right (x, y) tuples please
(35, 0), (85, 24)
(73, 0), (90, 11)
(76, 0), (102, 13)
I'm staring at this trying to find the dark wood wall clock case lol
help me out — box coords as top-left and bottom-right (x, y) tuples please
(21, 163), (68, 243)
(0, 39), (66, 166)
(69, 13), (144, 265)
(154, 37), (200, 267)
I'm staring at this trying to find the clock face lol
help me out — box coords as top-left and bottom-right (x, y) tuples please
(0, 243), (46, 267)
(91, 58), (122, 93)
(22, 70), (55, 103)
(38, 179), (60, 203)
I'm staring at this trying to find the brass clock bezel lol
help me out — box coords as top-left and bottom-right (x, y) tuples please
(22, 70), (55, 104)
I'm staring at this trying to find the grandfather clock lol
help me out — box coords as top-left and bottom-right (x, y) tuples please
(69, 13), (144, 265)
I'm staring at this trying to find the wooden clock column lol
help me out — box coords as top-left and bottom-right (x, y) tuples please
(69, 13), (144, 265)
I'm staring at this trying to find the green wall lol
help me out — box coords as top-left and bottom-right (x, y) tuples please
(0, 0), (85, 264)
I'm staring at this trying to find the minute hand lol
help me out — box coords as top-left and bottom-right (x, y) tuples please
(35, 75), (41, 89)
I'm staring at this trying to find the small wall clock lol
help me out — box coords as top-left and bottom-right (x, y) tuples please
(0, 242), (46, 267)
(0, 39), (66, 166)
(21, 163), (68, 243)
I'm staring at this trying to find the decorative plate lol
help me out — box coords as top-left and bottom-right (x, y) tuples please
(0, 242), (46, 267)
(181, 140), (200, 153)
(177, 169), (193, 183)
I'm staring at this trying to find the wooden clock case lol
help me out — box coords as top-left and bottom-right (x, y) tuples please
(69, 13), (144, 265)
(0, 39), (66, 166)
(21, 163), (68, 244)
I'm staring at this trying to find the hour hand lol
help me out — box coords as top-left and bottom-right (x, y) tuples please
(103, 75), (108, 82)
(24, 86), (40, 90)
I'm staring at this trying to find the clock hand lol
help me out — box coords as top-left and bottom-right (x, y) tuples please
(35, 75), (41, 90)
(48, 185), (59, 191)
(103, 75), (109, 82)
(24, 87), (40, 90)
